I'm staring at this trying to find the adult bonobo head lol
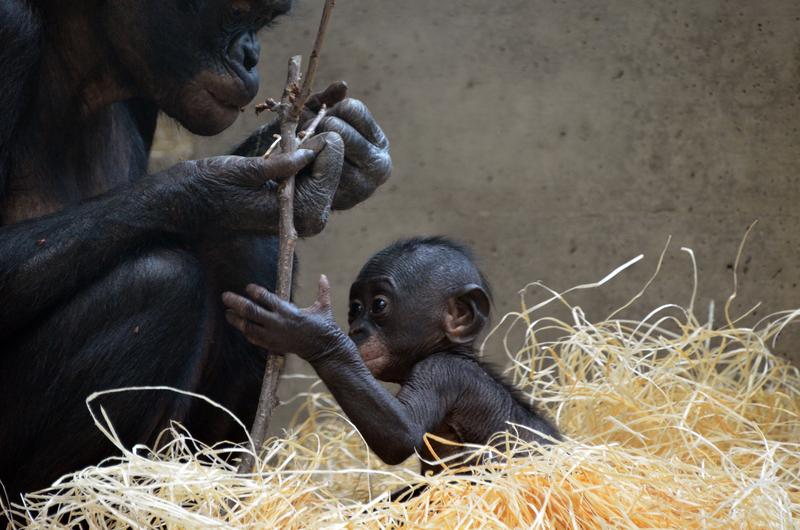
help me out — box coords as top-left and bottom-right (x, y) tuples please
(100, 0), (292, 135)
(347, 237), (493, 383)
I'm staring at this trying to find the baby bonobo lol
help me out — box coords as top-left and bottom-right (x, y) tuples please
(222, 237), (559, 476)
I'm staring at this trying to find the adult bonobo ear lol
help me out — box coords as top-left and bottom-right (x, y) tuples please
(443, 284), (491, 344)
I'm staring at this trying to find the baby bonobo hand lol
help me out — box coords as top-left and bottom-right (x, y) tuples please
(222, 275), (346, 363)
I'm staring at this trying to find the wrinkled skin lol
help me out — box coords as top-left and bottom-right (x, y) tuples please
(224, 237), (559, 479)
(0, 0), (390, 500)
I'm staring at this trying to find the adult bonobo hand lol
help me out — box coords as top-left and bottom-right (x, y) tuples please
(139, 132), (344, 237)
(234, 82), (391, 211)
(222, 275), (347, 363)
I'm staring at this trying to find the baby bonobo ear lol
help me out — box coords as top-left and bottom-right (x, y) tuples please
(443, 284), (491, 344)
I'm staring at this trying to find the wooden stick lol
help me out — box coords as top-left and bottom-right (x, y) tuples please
(260, 104), (328, 160)
(238, 0), (337, 476)
(292, 0), (336, 120)
(299, 105), (328, 143)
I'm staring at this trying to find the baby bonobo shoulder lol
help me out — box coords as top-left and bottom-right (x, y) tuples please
(408, 353), (516, 407)
(406, 352), (559, 446)
(407, 351), (484, 384)
(403, 351), (478, 393)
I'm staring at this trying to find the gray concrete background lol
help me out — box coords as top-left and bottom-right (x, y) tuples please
(152, 0), (800, 422)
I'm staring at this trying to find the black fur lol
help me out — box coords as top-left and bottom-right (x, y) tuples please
(0, 0), (392, 506)
(476, 358), (553, 430)
(224, 236), (560, 477)
(0, 0), (286, 502)
(368, 235), (494, 301)
(0, 1), (41, 193)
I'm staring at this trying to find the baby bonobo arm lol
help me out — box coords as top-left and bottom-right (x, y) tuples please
(222, 275), (449, 465)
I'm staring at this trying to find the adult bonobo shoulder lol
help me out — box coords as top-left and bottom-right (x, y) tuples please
(0, 0), (390, 500)
(225, 237), (560, 476)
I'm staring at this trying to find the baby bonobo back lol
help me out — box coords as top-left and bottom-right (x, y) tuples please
(400, 352), (559, 474)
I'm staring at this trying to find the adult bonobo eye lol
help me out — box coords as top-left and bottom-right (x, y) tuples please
(348, 300), (364, 324)
(370, 295), (390, 318)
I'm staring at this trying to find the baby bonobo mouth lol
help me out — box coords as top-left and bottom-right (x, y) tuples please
(353, 334), (390, 376)
(223, 236), (560, 501)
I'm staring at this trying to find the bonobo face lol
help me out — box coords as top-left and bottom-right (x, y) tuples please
(347, 274), (444, 383)
(347, 244), (491, 383)
(103, 0), (292, 135)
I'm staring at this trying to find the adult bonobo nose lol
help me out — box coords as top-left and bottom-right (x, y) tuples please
(227, 31), (261, 99)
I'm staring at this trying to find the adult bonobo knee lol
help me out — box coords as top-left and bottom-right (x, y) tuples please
(0, 0), (391, 500)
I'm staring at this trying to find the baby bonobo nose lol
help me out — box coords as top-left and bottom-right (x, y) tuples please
(349, 325), (369, 345)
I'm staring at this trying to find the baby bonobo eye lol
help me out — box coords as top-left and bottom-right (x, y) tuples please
(370, 295), (389, 316)
(348, 300), (364, 323)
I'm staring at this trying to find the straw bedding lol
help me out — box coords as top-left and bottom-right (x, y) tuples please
(3, 247), (799, 529)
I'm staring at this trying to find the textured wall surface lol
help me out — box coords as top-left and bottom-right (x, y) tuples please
(152, 0), (800, 427)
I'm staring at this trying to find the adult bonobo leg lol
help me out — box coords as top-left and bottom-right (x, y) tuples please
(0, 0), (391, 500)
(0, 151), (328, 495)
(0, 249), (212, 497)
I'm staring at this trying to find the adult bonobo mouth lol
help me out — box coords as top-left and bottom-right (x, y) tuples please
(102, 0), (293, 136)
(178, 30), (262, 136)
(161, 0), (292, 136)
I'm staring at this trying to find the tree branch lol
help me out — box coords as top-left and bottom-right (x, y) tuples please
(238, 0), (337, 476)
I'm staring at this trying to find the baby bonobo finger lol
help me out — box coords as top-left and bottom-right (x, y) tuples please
(244, 283), (280, 311)
(245, 284), (297, 316)
(225, 311), (271, 349)
(221, 291), (272, 325)
(224, 310), (249, 335)
(316, 274), (332, 308)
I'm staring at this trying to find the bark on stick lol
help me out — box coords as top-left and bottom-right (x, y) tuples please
(238, 0), (336, 476)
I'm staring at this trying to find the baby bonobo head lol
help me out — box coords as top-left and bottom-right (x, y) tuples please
(347, 237), (492, 382)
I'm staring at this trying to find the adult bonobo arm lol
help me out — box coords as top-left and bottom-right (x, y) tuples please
(232, 82), (391, 211)
(0, 136), (343, 339)
(223, 276), (449, 465)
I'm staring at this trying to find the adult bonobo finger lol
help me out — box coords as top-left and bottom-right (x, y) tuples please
(305, 81), (349, 113)
(317, 116), (390, 177)
(303, 132), (345, 182)
(326, 98), (389, 149)
(239, 149), (316, 186)
(293, 132), (344, 236)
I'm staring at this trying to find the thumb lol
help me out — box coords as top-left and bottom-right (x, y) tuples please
(263, 149), (316, 180)
(238, 149), (316, 186)
(317, 274), (332, 308)
(306, 81), (349, 112)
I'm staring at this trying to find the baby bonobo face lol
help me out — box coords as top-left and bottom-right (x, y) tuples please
(347, 269), (450, 382)
(346, 241), (492, 383)
(347, 275), (396, 379)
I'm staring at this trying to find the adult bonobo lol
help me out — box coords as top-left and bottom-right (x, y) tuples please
(0, 0), (390, 499)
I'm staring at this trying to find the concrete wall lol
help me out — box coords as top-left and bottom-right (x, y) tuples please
(152, 0), (800, 425)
